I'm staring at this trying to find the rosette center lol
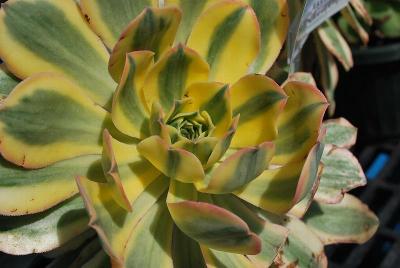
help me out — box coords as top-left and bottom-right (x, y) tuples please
(168, 111), (214, 141)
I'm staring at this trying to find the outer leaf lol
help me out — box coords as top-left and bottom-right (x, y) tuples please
(108, 6), (181, 82)
(0, 73), (108, 168)
(235, 142), (324, 214)
(200, 246), (254, 268)
(80, 0), (158, 49)
(230, 74), (287, 148)
(245, 0), (289, 74)
(0, 155), (102, 216)
(341, 6), (369, 45)
(112, 51), (154, 138)
(197, 141), (275, 193)
(142, 45), (209, 113)
(273, 81), (328, 165)
(315, 35), (338, 116)
(337, 16), (362, 45)
(76, 175), (169, 262)
(212, 194), (288, 267)
(123, 198), (174, 268)
(318, 20), (354, 71)
(164, 0), (219, 43)
(235, 161), (305, 215)
(0, 195), (88, 255)
(0, 0), (115, 106)
(286, 72), (317, 86)
(0, 64), (19, 99)
(303, 194), (379, 245)
(181, 82), (232, 138)
(187, 0), (260, 83)
(172, 225), (207, 268)
(350, 0), (373, 25)
(137, 135), (205, 183)
(168, 200), (261, 255)
(275, 216), (328, 268)
(322, 117), (357, 148)
(291, 142), (324, 205)
(315, 146), (366, 203)
(101, 130), (161, 208)
(101, 130), (132, 212)
(167, 183), (261, 255)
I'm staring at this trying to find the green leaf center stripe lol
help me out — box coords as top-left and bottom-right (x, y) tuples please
(174, 0), (208, 43)
(233, 91), (285, 124)
(200, 85), (229, 125)
(118, 57), (147, 131)
(275, 128), (310, 155)
(97, 0), (151, 40)
(133, 8), (173, 57)
(258, 175), (299, 201)
(249, 0), (279, 71)
(206, 7), (246, 73)
(278, 102), (325, 133)
(172, 225), (207, 268)
(227, 148), (268, 190)
(167, 149), (181, 179)
(4, 1), (115, 103)
(0, 89), (103, 145)
(158, 47), (191, 110)
(0, 155), (101, 187)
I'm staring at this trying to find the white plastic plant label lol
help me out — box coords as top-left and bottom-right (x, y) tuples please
(288, 0), (350, 72)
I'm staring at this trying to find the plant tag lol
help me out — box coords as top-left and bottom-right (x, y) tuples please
(288, 0), (349, 72)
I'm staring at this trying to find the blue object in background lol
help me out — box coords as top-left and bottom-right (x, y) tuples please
(365, 153), (390, 180)
(394, 223), (400, 235)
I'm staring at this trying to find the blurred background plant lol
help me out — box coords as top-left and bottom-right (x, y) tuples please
(269, 0), (400, 118)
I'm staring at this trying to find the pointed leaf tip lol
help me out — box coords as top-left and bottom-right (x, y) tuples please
(168, 200), (262, 255)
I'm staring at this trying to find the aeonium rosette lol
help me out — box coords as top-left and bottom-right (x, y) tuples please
(0, 0), (329, 266)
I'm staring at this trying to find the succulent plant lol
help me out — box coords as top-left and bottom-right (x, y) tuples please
(273, 0), (373, 116)
(339, 0), (400, 43)
(0, 0), (378, 267)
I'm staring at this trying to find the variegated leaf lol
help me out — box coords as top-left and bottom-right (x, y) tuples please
(231, 74), (287, 148)
(142, 45), (209, 113)
(273, 81), (328, 165)
(318, 20), (354, 71)
(0, 195), (88, 255)
(137, 135), (204, 183)
(315, 146), (366, 204)
(303, 194), (379, 245)
(0, 0), (116, 106)
(167, 182), (262, 255)
(0, 73), (109, 168)
(111, 51), (154, 138)
(80, 0), (158, 49)
(0, 155), (102, 216)
(322, 117), (357, 148)
(76, 175), (169, 262)
(341, 6), (369, 45)
(108, 6), (181, 81)
(187, 0), (260, 83)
